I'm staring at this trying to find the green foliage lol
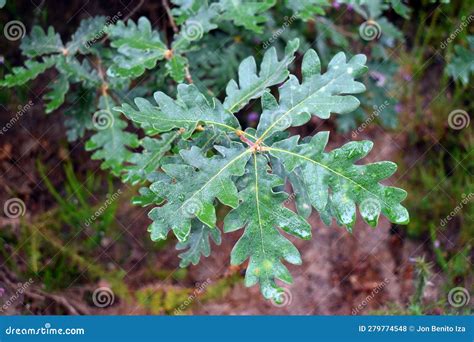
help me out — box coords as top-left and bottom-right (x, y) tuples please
(122, 132), (179, 185)
(446, 36), (474, 86)
(177, 221), (222, 267)
(187, 34), (252, 95)
(224, 39), (299, 113)
(256, 50), (367, 140)
(387, 0), (411, 19)
(271, 133), (409, 229)
(1, 17), (142, 175)
(43, 75), (69, 113)
(224, 155), (311, 298)
(218, 0), (275, 33)
(147, 143), (249, 241)
(1, 2), (411, 302)
(20, 26), (64, 57)
(85, 96), (139, 175)
(108, 17), (168, 78)
(285, 0), (330, 19)
(120, 83), (241, 139)
(165, 54), (188, 83)
(0, 58), (55, 87)
(118, 43), (409, 300)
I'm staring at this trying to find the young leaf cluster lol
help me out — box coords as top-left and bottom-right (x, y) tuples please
(117, 39), (409, 300)
(1, 1), (298, 175)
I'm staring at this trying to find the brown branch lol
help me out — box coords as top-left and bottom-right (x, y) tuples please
(184, 65), (193, 84)
(236, 130), (256, 147)
(162, 0), (179, 33)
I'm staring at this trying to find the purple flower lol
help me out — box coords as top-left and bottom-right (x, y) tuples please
(248, 112), (259, 122)
(332, 0), (341, 9)
(395, 104), (402, 113)
(369, 71), (386, 87)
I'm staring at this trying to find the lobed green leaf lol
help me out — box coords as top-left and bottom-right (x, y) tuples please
(108, 17), (167, 78)
(117, 84), (241, 139)
(256, 49), (367, 142)
(224, 155), (311, 300)
(269, 132), (410, 229)
(177, 220), (222, 267)
(85, 95), (139, 175)
(224, 39), (299, 113)
(147, 143), (250, 242)
(0, 58), (55, 87)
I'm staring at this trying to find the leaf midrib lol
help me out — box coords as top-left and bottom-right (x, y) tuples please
(128, 111), (257, 140)
(253, 153), (272, 289)
(257, 63), (364, 142)
(176, 149), (252, 223)
(114, 39), (166, 51)
(226, 54), (294, 113)
(268, 147), (390, 208)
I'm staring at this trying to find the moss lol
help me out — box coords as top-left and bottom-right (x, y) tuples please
(201, 273), (241, 302)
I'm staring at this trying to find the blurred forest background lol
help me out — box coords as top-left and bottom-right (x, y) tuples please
(0, 0), (472, 315)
